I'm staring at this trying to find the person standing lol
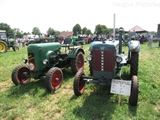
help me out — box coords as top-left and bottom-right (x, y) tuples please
(21, 38), (25, 47)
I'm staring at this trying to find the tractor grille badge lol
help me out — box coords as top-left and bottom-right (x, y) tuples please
(101, 51), (104, 71)
(100, 46), (105, 50)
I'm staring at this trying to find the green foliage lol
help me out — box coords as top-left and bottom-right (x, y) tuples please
(23, 32), (30, 35)
(0, 22), (14, 37)
(82, 27), (87, 34)
(47, 27), (55, 36)
(73, 24), (82, 35)
(82, 27), (92, 35)
(110, 28), (119, 34)
(85, 29), (92, 35)
(55, 30), (60, 36)
(32, 27), (41, 36)
(95, 24), (110, 35)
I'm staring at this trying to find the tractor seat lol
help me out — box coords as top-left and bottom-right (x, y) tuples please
(63, 38), (72, 44)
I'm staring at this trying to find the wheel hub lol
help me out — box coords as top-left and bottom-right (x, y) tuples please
(55, 78), (59, 82)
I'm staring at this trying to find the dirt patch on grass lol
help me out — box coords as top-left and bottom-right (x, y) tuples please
(0, 81), (12, 92)
(153, 105), (160, 112)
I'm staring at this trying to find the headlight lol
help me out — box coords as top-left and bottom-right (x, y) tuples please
(43, 59), (48, 65)
(29, 62), (35, 71)
(22, 58), (27, 64)
(116, 56), (122, 63)
(86, 55), (92, 61)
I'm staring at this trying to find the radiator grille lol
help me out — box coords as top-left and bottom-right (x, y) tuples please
(92, 49), (114, 72)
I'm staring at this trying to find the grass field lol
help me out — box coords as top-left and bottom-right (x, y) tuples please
(0, 42), (160, 120)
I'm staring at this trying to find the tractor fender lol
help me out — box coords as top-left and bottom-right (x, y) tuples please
(46, 50), (55, 60)
(68, 47), (85, 58)
(128, 40), (140, 52)
(46, 50), (59, 65)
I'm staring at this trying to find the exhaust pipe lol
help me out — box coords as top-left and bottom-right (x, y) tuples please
(119, 27), (124, 54)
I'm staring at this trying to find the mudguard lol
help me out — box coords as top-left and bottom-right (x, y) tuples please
(128, 40), (140, 52)
(68, 47), (84, 58)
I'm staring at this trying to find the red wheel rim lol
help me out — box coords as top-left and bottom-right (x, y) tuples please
(18, 67), (30, 83)
(77, 54), (84, 70)
(51, 71), (62, 89)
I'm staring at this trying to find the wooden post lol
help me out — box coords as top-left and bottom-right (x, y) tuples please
(118, 95), (121, 104)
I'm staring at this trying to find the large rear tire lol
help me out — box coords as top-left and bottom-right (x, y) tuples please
(11, 64), (31, 85)
(73, 70), (85, 96)
(129, 76), (139, 106)
(0, 40), (7, 53)
(130, 52), (139, 78)
(46, 67), (63, 92)
(70, 51), (84, 74)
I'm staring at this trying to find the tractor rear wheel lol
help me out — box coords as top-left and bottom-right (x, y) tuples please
(0, 40), (7, 53)
(130, 52), (139, 78)
(74, 70), (85, 96)
(46, 67), (63, 92)
(129, 76), (139, 106)
(70, 51), (84, 74)
(11, 64), (31, 85)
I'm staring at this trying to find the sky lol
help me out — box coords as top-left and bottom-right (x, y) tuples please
(0, 0), (160, 33)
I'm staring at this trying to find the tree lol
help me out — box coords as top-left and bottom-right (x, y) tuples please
(13, 28), (23, 38)
(86, 29), (92, 35)
(47, 27), (55, 36)
(73, 24), (82, 35)
(32, 27), (41, 36)
(110, 28), (119, 34)
(0, 22), (14, 37)
(82, 27), (87, 34)
(23, 32), (30, 35)
(95, 24), (110, 35)
(55, 30), (60, 36)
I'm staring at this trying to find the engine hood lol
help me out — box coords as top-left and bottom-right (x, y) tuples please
(89, 40), (119, 51)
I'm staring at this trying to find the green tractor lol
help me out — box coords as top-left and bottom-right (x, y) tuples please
(73, 28), (140, 106)
(0, 30), (19, 53)
(26, 37), (55, 46)
(72, 36), (86, 45)
(11, 37), (85, 92)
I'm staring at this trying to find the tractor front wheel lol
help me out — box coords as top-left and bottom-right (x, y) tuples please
(11, 64), (31, 85)
(0, 40), (7, 53)
(46, 67), (63, 92)
(130, 52), (139, 78)
(12, 46), (19, 51)
(129, 76), (139, 106)
(71, 51), (84, 74)
(74, 70), (86, 96)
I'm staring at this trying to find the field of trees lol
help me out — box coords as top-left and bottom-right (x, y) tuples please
(0, 42), (160, 119)
(0, 22), (120, 38)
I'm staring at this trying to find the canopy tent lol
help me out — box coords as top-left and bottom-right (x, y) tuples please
(128, 25), (148, 33)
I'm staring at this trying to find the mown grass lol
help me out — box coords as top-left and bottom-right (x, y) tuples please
(0, 42), (160, 120)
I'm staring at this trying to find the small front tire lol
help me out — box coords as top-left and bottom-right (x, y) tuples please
(46, 67), (63, 92)
(11, 64), (31, 85)
(73, 70), (86, 96)
(13, 46), (19, 51)
(129, 76), (139, 106)
(130, 52), (139, 78)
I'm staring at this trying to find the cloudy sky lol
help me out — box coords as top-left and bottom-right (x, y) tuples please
(0, 0), (160, 33)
